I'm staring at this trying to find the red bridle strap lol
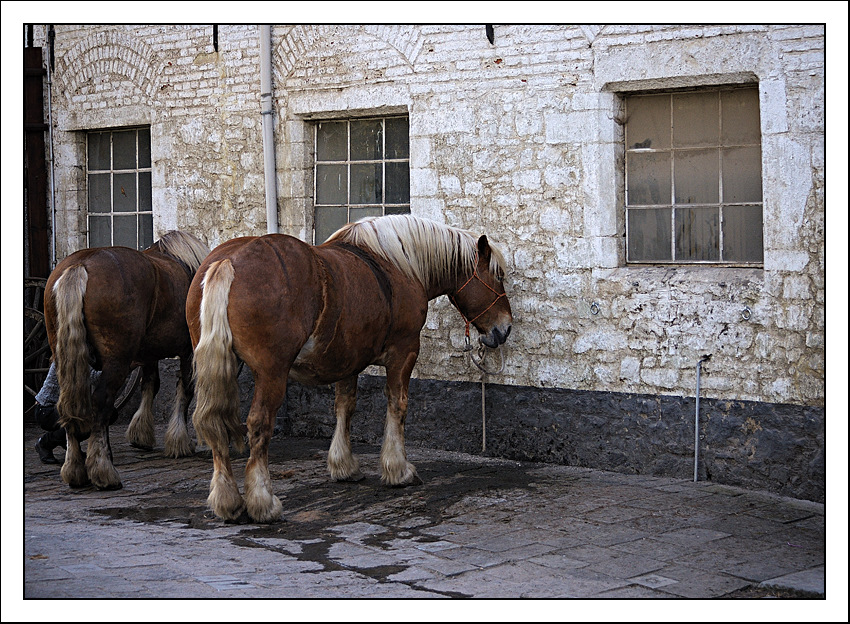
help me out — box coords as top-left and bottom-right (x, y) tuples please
(450, 264), (506, 340)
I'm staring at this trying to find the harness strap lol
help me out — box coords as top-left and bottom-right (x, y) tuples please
(449, 261), (505, 341)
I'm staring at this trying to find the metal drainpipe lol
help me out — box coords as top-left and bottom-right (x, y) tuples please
(259, 25), (278, 234)
(47, 25), (57, 268)
(694, 354), (711, 482)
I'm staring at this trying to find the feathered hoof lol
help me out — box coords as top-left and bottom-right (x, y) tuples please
(246, 496), (284, 524)
(389, 473), (423, 488)
(333, 469), (365, 482)
(244, 477), (284, 524)
(380, 462), (423, 487)
(61, 463), (90, 488)
(126, 424), (155, 451)
(164, 436), (196, 459)
(223, 509), (252, 525)
(88, 461), (123, 491)
(94, 479), (124, 491)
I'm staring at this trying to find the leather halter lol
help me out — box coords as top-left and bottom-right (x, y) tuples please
(449, 259), (506, 346)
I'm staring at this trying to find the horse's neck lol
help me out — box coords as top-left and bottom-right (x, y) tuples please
(424, 269), (468, 302)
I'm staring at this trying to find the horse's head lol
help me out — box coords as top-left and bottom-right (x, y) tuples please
(450, 235), (513, 348)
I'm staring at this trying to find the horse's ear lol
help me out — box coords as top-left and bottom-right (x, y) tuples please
(477, 235), (491, 263)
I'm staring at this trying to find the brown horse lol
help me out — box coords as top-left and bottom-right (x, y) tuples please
(44, 230), (210, 490)
(187, 214), (513, 523)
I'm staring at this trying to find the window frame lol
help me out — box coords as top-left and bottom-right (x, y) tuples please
(86, 126), (153, 250)
(623, 85), (764, 267)
(312, 115), (410, 244)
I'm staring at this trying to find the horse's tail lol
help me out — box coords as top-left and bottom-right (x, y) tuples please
(192, 259), (244, 453)
(52, 265), (92, 431)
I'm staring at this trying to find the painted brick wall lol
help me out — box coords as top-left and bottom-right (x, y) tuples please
(39, 24), (825, 410)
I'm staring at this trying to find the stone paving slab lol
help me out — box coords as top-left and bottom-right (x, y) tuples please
(7, 419), (840, 619)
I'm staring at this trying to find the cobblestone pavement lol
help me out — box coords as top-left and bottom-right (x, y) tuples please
(12, 416), (838, 618)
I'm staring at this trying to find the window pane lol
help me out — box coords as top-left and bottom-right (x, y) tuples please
(113, 131), (137, 169)
(88, 173), (111, 212)
(138, 128), (152, 168)
(114, 214), (137, 248)
(673, 92), (719, 147)
(722, 146), (762, 203)
(721, 88), (761, 145)
(113, 173), (137, 212)
(674, 149), (719, 204)
(675, 207), (719, 261)
(350, 119), (383, 161)
(626, 94), (670, 150)
(385, 205), (410, 215)
(88, 215), (111, 247)
(627, 152), (670, 205)
(315, 206), (348, 244)
(628, 209), (671, 262)
(316, 122), (347, 161)
(385, 162), (410, 204)
(385, 117), (410, 158)
(139, 213), (154, 250)
(88, 132), (111, 170)
(350, 163), (382, 204)
(724, 205), (763, 262)
(316, 164), (348, 204)
(350, 206), (382, 222)
(139, 171), (152, 210)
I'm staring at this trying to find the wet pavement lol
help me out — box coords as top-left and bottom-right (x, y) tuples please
(16, 414), (834, 614)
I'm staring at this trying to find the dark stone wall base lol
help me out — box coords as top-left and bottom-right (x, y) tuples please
(282, 374), (825, 503)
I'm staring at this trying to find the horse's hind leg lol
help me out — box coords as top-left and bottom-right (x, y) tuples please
(61, 424), (89, 488)
(126, 363), (159, 450)
(328, 375), (364, 481)
(164, 354), (196, 458)
(243, 374), (285, 523)
(86, 367), (125, 490)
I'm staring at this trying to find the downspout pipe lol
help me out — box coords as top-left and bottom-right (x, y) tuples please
(47, 25), (56, 268)
(260, 25), (278, 234)
(694, 354), (711, 482)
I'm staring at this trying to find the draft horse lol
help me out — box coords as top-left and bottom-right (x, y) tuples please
(44, 230), (210, 490)
(187, 214), (513, 523)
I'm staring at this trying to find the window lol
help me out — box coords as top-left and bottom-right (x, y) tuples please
(624, 87), (763, 264)
(87, 127), (153, 250)
(314, 116), (410, 243)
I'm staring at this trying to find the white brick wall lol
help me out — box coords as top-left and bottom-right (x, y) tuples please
(39, 24), (825, 408)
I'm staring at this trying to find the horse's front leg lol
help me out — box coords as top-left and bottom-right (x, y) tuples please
(328, 375), (364, 481)
(164, 354), (196, 458)
(243, 373), (285, 523)
(380, 350), (422, 487)
(126, 363), (159, 450)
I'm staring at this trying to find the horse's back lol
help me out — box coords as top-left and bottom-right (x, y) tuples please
(188, 234), (325, 362)
(47, 246), (189, 362)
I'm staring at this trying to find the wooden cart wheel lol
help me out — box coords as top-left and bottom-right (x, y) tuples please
(24, 278), (50, 408)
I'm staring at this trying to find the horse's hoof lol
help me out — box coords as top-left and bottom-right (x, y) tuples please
(383, 470), (423, 488)
(335, 469), (365, 482)
(96, 481), (124, 491)
(391, 473), (423, 487)
(61, 466), (90, 488)
(223, 508), (252, 525)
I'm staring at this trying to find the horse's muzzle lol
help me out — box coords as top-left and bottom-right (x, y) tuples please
(480, 323), (511, 348)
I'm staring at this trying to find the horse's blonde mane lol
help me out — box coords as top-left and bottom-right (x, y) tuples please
(326, 215), (506, 291)
(154, 230), (211, 275)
